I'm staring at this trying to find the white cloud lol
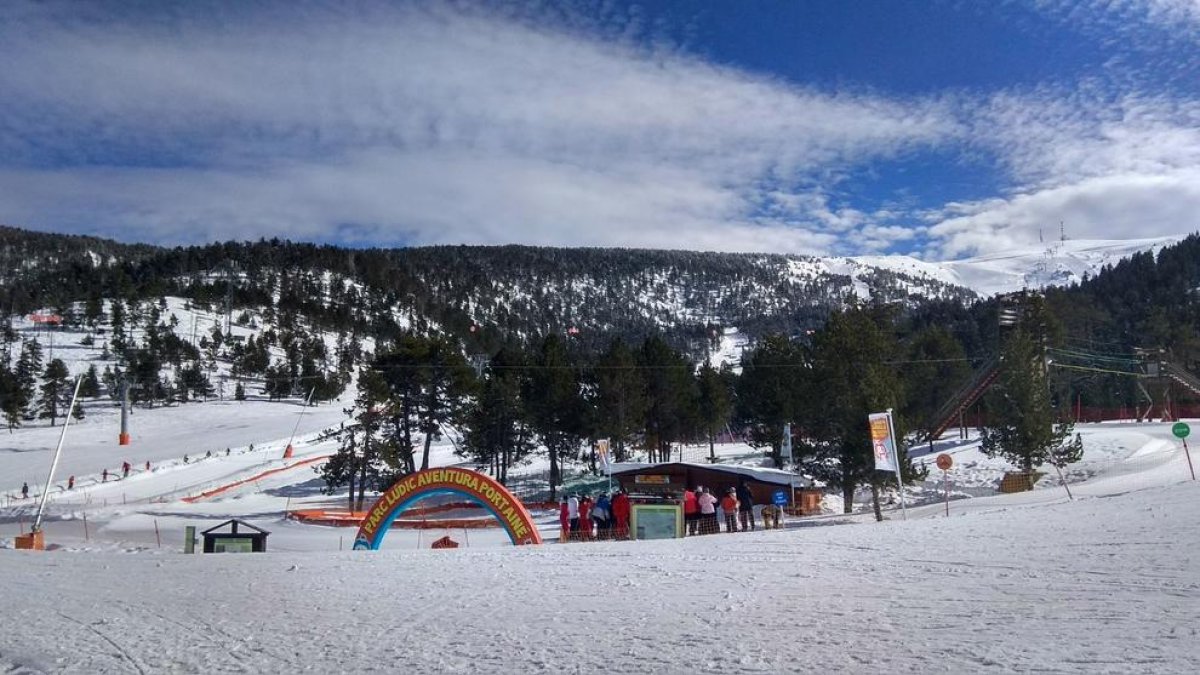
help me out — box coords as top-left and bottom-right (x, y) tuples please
(0, 1), (1197, 260)
(921, 89), (1200, 257)
(0, 1), (954, 254)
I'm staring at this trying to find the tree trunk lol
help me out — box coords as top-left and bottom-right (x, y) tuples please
(421, 429), (433, 471)
(347, 472), (356, 512)
(842, 481), (855, 514)
(549, 443), (559, 501)
(708, 430), (715, 462)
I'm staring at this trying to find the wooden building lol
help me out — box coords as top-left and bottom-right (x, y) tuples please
(611, 462), (823, 515)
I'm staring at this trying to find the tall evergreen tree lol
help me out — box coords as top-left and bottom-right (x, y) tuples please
(806, 305), (921, 518)
(638, 335), (698, 463)
(735, 334), (805, 467)
(696, 361), (734, 462)
(593, 338), (646, 463)
(461, 346), (535, 483)
(980, 327), (1081, 472)
(15, 339), (43, 420)
(39, 358), (70, 426)
(525, 334), (585, 499)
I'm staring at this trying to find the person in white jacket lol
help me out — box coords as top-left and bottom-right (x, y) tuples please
(567, 494), (580, 535)
(697, 487), (718, 534)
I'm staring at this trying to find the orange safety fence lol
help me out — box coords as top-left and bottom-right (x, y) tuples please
(181, 455), (331, 503)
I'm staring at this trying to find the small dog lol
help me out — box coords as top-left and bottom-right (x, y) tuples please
(760, 505), (782, 529)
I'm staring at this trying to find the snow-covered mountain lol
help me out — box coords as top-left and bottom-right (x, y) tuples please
(850, 236), (1182, 297)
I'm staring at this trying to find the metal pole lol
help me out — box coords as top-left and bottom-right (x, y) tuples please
(943, 469), (949, 517)
(1184, 438), (1196, 481)
(886, 409), (907, 520)
(32, 376), (83, 532)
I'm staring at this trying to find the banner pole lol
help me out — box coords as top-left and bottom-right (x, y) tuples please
(886, 409), (907, 521)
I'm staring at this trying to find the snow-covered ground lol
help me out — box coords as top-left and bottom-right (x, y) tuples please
(2, 394), (1199, 672)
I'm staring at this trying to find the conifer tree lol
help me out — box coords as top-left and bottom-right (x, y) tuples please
(79, 365), (102, 398)
(39, 358), (70, 426)
(697, 361), (734, 462)
(980, 327), (1081, 472)
(806, 305), (922, 518)
(16, 339), (43, 420)
(461, 346), (535, 483)
(735, 334), (805, 467)
(593, 338), (646, 462)
(525, 334), (585, 498)
(638, 335), (698, 463)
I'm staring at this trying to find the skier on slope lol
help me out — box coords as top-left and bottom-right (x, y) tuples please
(21, 482), (29, 499)
(67, 475), (75, 490)
(122, 461), (131, 479)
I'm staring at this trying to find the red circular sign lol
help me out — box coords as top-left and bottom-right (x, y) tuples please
(936, 453), (953, 471)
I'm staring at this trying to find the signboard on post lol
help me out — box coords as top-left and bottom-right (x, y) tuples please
(1172, 422), (1196, 480)
(869, 413), (898, 472)
(868, 410), (908, 520)
(772, 489), (788, 506)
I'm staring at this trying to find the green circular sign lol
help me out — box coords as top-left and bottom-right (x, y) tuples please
(1172, 422), (1190, 439)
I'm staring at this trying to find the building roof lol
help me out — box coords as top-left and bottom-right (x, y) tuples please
(610, 462), (811, 487)
(200, 519), (270, 536)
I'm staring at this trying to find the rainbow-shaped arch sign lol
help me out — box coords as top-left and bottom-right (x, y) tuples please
(353, 467), (543, 550)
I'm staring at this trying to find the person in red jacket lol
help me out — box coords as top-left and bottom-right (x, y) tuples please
(721, 488), (739, 533)
(578, 494), (594, 541)
(683, 487), (699, 535)
(611, 489), (631, 539)
(558, 497), (570, 541)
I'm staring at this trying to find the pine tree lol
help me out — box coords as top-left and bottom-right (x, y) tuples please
(525, 334), (585, 499)
(638, 335), (698, 463)
(980, 327), (1080, 473)
(696, 361), (734, 462)
(806, 305), (921, 518)
(735, 334), (805, 467)
(461, 346), (535, 483)
(593, 338), (646, 463)
(0, 362), (22, 431)
(80, 365), (102, 398)
(109, 300), (127, 354)
(16, 340), (43, 420)
(39, 358), (70, 426)
(234, 380), (246, 401)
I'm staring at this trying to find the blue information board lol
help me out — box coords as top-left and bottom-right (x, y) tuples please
(772, 489), (788, 506)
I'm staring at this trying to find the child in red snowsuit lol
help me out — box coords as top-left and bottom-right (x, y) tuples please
(559, 498), (570, 539)
(721, 489), (739, 533)
(578, 496), (593, 540)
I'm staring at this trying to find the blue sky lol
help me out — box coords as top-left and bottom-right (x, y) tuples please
(1, 0), (1198, 259)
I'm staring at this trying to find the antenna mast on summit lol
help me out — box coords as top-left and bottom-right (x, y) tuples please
(1060, 221), (1066, 243)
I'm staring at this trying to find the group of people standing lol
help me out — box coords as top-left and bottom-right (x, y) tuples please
(559, 489), (632, 541)
(682, 482), (756, 535)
